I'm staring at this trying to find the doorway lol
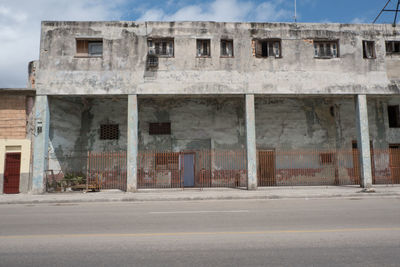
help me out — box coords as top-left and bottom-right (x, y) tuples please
(3, 153), (21, 194)
(257, 150), (276, 186)
(181, 153), (195, 187)
(389, 144), (400, 184)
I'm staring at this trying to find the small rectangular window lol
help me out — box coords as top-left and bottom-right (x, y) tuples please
(149, 122), (171, 135)
(388, 105), (400, 128)
(313, 40), (339, 58)
(100, 124), (119, 140)
(76, 39), (103, 57)
(148, 38), (174, 57)
(196, 39), (211, 57)
(386, 41), (400, 54)
(363, 41), (376, 59)
(253, 39), (281, 58)
(220, 39), (233, 57)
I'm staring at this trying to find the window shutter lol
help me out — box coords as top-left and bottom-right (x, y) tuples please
(168, 41), (173, 56)
(332, 43), (337, 57)
(314, 43), (318, 57)
(251, 40), (256, 56)
(228, 41), (233, 56)
(274, 42), (280, 57)
(255, 40), (262, 57)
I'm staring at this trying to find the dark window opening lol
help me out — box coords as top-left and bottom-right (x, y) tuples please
(148, 38), (174, 57)
(196, 39), (211, 57)
(386, 41), (400, 54)
(253, 39), (281, 58)
(314, 40), (339, 58)
(220, 39), (233, 57)
(76, 39), (103, 57)
(363, 41), (376, 59)
(100, 124), (119, 140)
(149, 122), (171, 135)
(388, 105), (400, 128)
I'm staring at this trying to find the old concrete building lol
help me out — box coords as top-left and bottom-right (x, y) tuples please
(28, 21), (400, 194)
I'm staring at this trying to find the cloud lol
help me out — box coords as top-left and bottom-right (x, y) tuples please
(0, 0), (124, 88)
(351, 17), (367, 24)
(137, 0), (292, 22)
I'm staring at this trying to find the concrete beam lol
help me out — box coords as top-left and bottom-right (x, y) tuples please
(354, 94), (373, 188)
(245, 94), (257, 190)
(127, 94), (138, 192)
(32, 95), (50, 194)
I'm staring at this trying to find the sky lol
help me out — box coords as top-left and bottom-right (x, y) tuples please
(0, 0), (398, 88)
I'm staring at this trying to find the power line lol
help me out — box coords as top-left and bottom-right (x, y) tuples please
(373, 0), (400, 26)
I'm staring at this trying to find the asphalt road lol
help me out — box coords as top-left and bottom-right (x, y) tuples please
(0, 198), (399, 267)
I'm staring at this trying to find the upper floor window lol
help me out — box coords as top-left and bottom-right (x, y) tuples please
(220, 39), (233, 57)
(363, 41), (376, 59)
(197, 39), (211, 57)
(148, 38), (174, 57)
(253, 39), (281, 58)
(314, 40), (338, 58)
(76, 39), (103, 57)
(386, 41), (400, 55)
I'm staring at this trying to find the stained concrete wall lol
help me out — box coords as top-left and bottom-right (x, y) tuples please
(48, 96), (127, 174)
(255, 96), (400, 185)
(138, 97), (246, 151)
(36, 21), (400, 95)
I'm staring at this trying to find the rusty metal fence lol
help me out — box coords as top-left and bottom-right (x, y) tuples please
(257, 148), (399, 187)
(137, 150), (247, 189)
(45, 148), (399, 192)
(45, 151), (127, 192)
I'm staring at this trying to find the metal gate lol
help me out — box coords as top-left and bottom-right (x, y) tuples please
(4, 153), (21, 194)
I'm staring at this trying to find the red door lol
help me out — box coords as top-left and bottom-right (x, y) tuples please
(4, 153), (21, 194)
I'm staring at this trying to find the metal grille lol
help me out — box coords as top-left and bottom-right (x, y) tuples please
(100, 124), (119, 140)
(149, 122), (171, 135)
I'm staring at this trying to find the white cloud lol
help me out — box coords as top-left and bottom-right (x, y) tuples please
(137, 0), (292, 22)
(0, 0), (124, 88)
(351, 17), (367, 24)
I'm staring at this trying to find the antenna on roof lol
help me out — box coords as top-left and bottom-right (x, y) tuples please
(294, 0), (297, 23)
(373, 0), (400, 27)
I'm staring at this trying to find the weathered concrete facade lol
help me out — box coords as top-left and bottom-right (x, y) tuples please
(29, 21), (400, 193)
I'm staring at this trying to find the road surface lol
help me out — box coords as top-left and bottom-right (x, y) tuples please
(0, 198), (399, 266)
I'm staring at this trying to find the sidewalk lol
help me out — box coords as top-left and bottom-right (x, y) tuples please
(1, 185), (400, 205)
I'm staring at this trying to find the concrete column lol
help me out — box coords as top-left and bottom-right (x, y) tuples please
(245, 94), (257, 190)
(355, 94), (373, 188)
(32, 95), (50, 194)
(127, 94), (138, 192)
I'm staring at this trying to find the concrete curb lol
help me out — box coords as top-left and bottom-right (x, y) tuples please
(1, 191), (399, 205)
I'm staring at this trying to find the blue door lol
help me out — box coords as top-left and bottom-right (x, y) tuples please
(183, 154), (195, 187)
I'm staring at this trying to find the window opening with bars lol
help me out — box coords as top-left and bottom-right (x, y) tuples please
(100, 124), (119, 140)
(314, 41), (338, 58)
(197, 39), (211, 57)
(220, 39), (233, 57)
